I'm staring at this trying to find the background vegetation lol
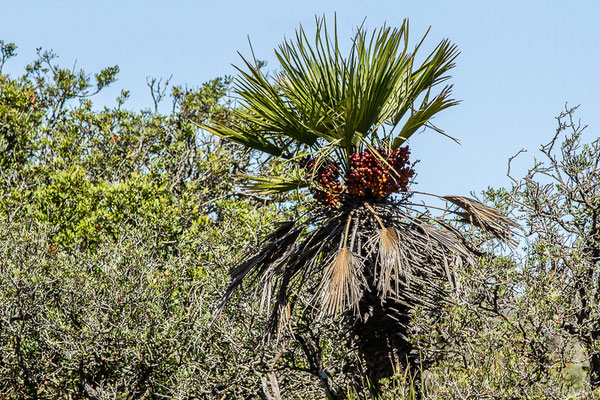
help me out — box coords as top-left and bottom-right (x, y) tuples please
(2, 38), (600, 399)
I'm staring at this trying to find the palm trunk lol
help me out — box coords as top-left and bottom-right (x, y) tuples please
(352, 279), (419, 392)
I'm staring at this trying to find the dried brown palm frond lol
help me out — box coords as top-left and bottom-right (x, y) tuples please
(318, 247), (366, 317)
(362, 204), (414, 296)
(218, 209), (347, 332)
(373, 227), (412, 297)
(218, 219), (304, 308)
(443, 195), (521, 244)
(219, 196), (517, 338)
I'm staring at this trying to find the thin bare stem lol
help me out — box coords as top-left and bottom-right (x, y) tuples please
(364, 203), (385, 229)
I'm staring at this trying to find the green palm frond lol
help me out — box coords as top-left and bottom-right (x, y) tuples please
(202, 16), (459, 171)
(198, 119), (289, 158)
(243, 174), (308, 194)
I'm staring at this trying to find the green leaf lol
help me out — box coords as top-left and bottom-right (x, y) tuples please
(203, 16), (460, 178)
(242, 174), (308, 194)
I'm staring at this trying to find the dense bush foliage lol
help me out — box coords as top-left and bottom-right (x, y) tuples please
(0, 41), (304, 398)
(411, 106), (600, 399)
(2, 37), (600, 399)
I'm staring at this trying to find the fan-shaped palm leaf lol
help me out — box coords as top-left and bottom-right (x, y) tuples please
(202, 17), (459, 193)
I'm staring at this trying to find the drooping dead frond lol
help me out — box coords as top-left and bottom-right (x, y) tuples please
(218, 195), (516, 338)
(254, 210), (348, 334)
(364, 203), (413, 295)
(218, 220), (303, 309)
(443, 195), (521, 244)
(375, 227), (412, 296)
(366, 203), (483, 304)
(319, 247), (366, 317)
(273, 301), (293, 342)
(417, 220), (477, 266)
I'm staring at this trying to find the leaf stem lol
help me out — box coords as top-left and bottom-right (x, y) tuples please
(364, 202), (385, 229)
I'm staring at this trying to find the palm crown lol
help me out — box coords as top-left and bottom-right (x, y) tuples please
(204, 18), (458, 194)
(203, 17), (517, 383)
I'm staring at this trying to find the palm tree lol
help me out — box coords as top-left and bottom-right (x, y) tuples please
(203, 16), (517, 390)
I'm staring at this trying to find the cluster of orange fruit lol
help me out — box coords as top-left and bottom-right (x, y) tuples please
(300, 157), (344, 207)
(300, 146), (414, 207)
(346, 146), (413, 198)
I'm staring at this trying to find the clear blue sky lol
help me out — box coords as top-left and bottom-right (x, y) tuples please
(3, 0), (599, 198)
